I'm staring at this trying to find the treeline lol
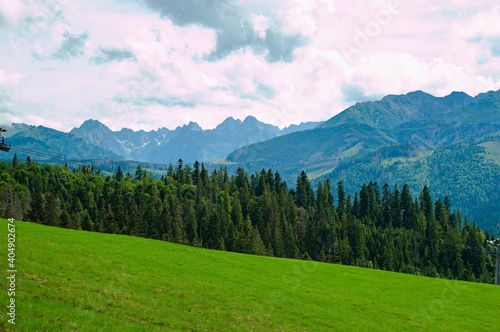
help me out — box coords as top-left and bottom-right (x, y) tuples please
(0, 155), (497, 283)
(323, 140), (500, 235)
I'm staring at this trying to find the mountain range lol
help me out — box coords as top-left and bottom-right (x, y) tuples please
(2, 117), (322, 164)
(2, 89), (499, 232)
(220, 90), (500, 232)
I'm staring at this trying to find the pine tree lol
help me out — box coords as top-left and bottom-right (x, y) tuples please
(296, 171), (313, 208)
(12, 153), (19, 168)
(105, 204), (117, 234)
(43, 192), (58, 226)
(176, 159), (184, 184)
(135, 165), (144, 181)
(304, 216), (317, 259)
(115, 165), (123, 182)
(193, 161), (201, 186)
(324, 178), (334, 211)
(172, 204), (186, 244)
(400, 184), (413, 229)
(391, 186), (401, 228)
(420, 185), (434, 222)
(186, 202), (199, 246)
(360, 184), (370, 219)
(28, 189), (44, 223)
(81, 210), (94, 231)
(231, 197), (245, 252)
(58, 210), (70, 228)
(337, 181), (346, 214)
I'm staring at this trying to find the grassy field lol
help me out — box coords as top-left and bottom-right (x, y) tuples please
(0, 219), (499, 331)
(481, 140), (500, 167)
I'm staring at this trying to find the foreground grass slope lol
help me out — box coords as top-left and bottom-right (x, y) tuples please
(1, 219), (498, 331)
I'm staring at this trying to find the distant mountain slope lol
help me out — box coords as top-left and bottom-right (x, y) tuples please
(324, 139), (500, 233)
(225, 90), (500, 172)
(8, 126), (120, 160)
(0, 123), (34, 137)
(219, 89), (500, 232)
(69, 116), (323, 164)
(226, 124), (396, 175)
(393, 91), (500, 148)
(319, 91), (475, 130)
(281, 121), (322, 134)
(4, 117), (323, 165)
(70, 119), (172, 161)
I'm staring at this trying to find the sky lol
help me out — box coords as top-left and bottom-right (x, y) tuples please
(1, 0), (500, 132)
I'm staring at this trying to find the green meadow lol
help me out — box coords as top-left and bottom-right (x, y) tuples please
(0, 218), (498, 331)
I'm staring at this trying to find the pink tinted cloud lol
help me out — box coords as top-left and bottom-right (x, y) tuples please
(98, 0), (500, 130)
(2, 0), (500, 132)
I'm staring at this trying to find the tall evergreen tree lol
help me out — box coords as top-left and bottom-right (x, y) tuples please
(12, 153), (19, 168)
(337, 181), (346, 214)
(115, 165), (123, 182)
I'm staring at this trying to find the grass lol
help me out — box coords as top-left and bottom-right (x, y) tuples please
(480, 140), (500, 167)
(0, 219), (499, 331)
(307, 167), (336, 180)
(211, 157), (237, 165)
(339, 142), (363, 159)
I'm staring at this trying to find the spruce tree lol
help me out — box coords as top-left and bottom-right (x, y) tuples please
(12, 153), (19, 168)
(115, 165), (123, 182)
(28, 189), (44, 223)
(337, 181), (346, 214)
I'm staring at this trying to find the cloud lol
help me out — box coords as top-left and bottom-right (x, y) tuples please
(89, 47), (137, 65)
(142, 96), (198, 108)
(113, 95), (198, 108)
(0, 0), (66, 32)
(0, 70), (59, 128)
(241, 80), (276, 101)
(0, 69), (25, 125)
(455, 5), (500, 40)
(0, 88), (15, 125)
(256, 81), (276, 100)
(263, 29), (308, 63)
(0, 12), (7, 27)
(52, 31), (89, 61)
(341, 84), (381, 104)
(491, 45), (500, 57)
(141, 0), (307, 63)
(3, 0), (500, 133)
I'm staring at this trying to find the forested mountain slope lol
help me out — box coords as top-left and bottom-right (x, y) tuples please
(220, 90), (500, 232)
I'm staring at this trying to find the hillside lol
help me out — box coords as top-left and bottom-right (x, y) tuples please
(318, 90), (475, 130)
(1, 160), (497, 286)
(6, 126), (120, 160)
(220, 90), (500, 232)
(4, 117), (322, 165)
(226, 90), (500, 170)
(323, 139), (500, 233)
(1, 219), (498, 331)
(69, 117), (322, 164)
(224, 124), (396, 177)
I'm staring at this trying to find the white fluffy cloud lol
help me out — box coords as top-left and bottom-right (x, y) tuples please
(0, 0), (499, 132)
